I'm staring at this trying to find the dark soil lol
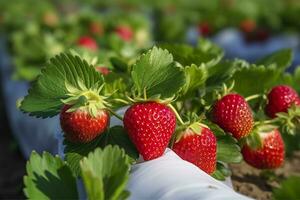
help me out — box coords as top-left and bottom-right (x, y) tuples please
(231, 152), (300, 200)
(0, 95), (26, 199)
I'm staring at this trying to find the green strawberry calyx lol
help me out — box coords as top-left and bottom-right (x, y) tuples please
(174, 122), (209, 143)
(241, 124), (277, 150)
(275, 104), (300, 135)
(126, 88), (175, 105)
(215, 81), (235, 100)
(61, 79), (110, 117)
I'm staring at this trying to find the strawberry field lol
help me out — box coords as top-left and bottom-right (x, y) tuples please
(0, 0), (300, 200)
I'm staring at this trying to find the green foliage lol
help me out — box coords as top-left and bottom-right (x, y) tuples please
(20, 52), (103, 118)
(273, 176), (300, 200)
(80, 146), (131, 200)
(230, 62), (281, 97)
(216, 135), (242, 164)
(24, 151), (78, 199)
(131, 47), (186, 99)
(64, 126), (138, 176)
(206, 60), (237, 89)
(180, 64), (208, 97)
(159, 41), (223, 68)
(207, 121), (242, 164)
(231, 50), (293, 96)
(256, 49), (293, 71)
(212, 162), (232, 181)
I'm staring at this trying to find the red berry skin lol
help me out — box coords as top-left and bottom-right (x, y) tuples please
(198, 22), (212, 37)
(266, 85), (300, 118)
(212, 94), (254, 139)
(172, 127), (217, 174)
(60, 105), (109, 143)
(239, 19), (256, 33)
(242, 129), (284, 169)
(77, 36), (98, 51)
(96, 66), (110, 75)
(123, 102), (176, 161)
(115, 25), (133, 41)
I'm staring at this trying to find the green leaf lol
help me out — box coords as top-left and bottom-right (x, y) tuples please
(20, 52), (103, 118)
(230, 63), (281, 97)
(256, 49), (293, 71)
(110, 57), (128, 73)
(292, 67), (300, 92)
(131, 46), (185, 99)
(159, 42), (223, 68)
(216, 135), (242, 163)
(206, 60), (237, 89)
(273, 176), (300, 200)
(211, 162), (231, 181)
(180, 64), (208, 97)
(131, 47), (185, 98)
(24, 151), (78, 199)
(64, 126), (138, 176)
(80, 146), (131, 200)
(104, 72), (131, 107)
(101, 126), (139, 160)
(64, 134), (104, 177)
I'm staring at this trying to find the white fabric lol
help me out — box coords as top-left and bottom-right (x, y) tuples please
(127, 149), (252, 200)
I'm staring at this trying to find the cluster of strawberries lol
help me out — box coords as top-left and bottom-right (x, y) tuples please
(60, 84), (299, 175)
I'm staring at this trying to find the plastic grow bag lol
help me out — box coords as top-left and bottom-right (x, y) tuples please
(0, 38), (59, 158)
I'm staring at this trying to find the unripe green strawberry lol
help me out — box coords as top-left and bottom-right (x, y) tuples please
(212, 94), (254, 139)
(123, 102), (176, 161)
(60, 105), (109, 143)
(266, 85), (300, 118)
(172, 124), (217, 174)
(242, 129), (284, 169)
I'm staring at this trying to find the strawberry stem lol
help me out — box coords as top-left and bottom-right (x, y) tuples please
(254, 118), (280, 126)
(108, 109), (123, 121)
(245, 94), (261, 102)
(168, 104), (185, 125)
(113, 98), (130, 104)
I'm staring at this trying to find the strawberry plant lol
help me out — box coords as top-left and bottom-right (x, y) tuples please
(18, 41), (300, 198)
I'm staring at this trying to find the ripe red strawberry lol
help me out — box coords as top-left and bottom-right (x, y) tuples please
(172, 125), (217, 174)
(60, 105), (109, 143)
(242, 129), (284, 169)
(255, 28), (270, 42)
(96, 66), (110, 75)
(198, 22), (212, 37)
(212, 94), (254, 139)
(266, 85), (300, 118)
(239, 19), (256, 33)
(115, 25), (133, 41)
(123, 102), (176, 160)
(77, 36), (98, 51)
